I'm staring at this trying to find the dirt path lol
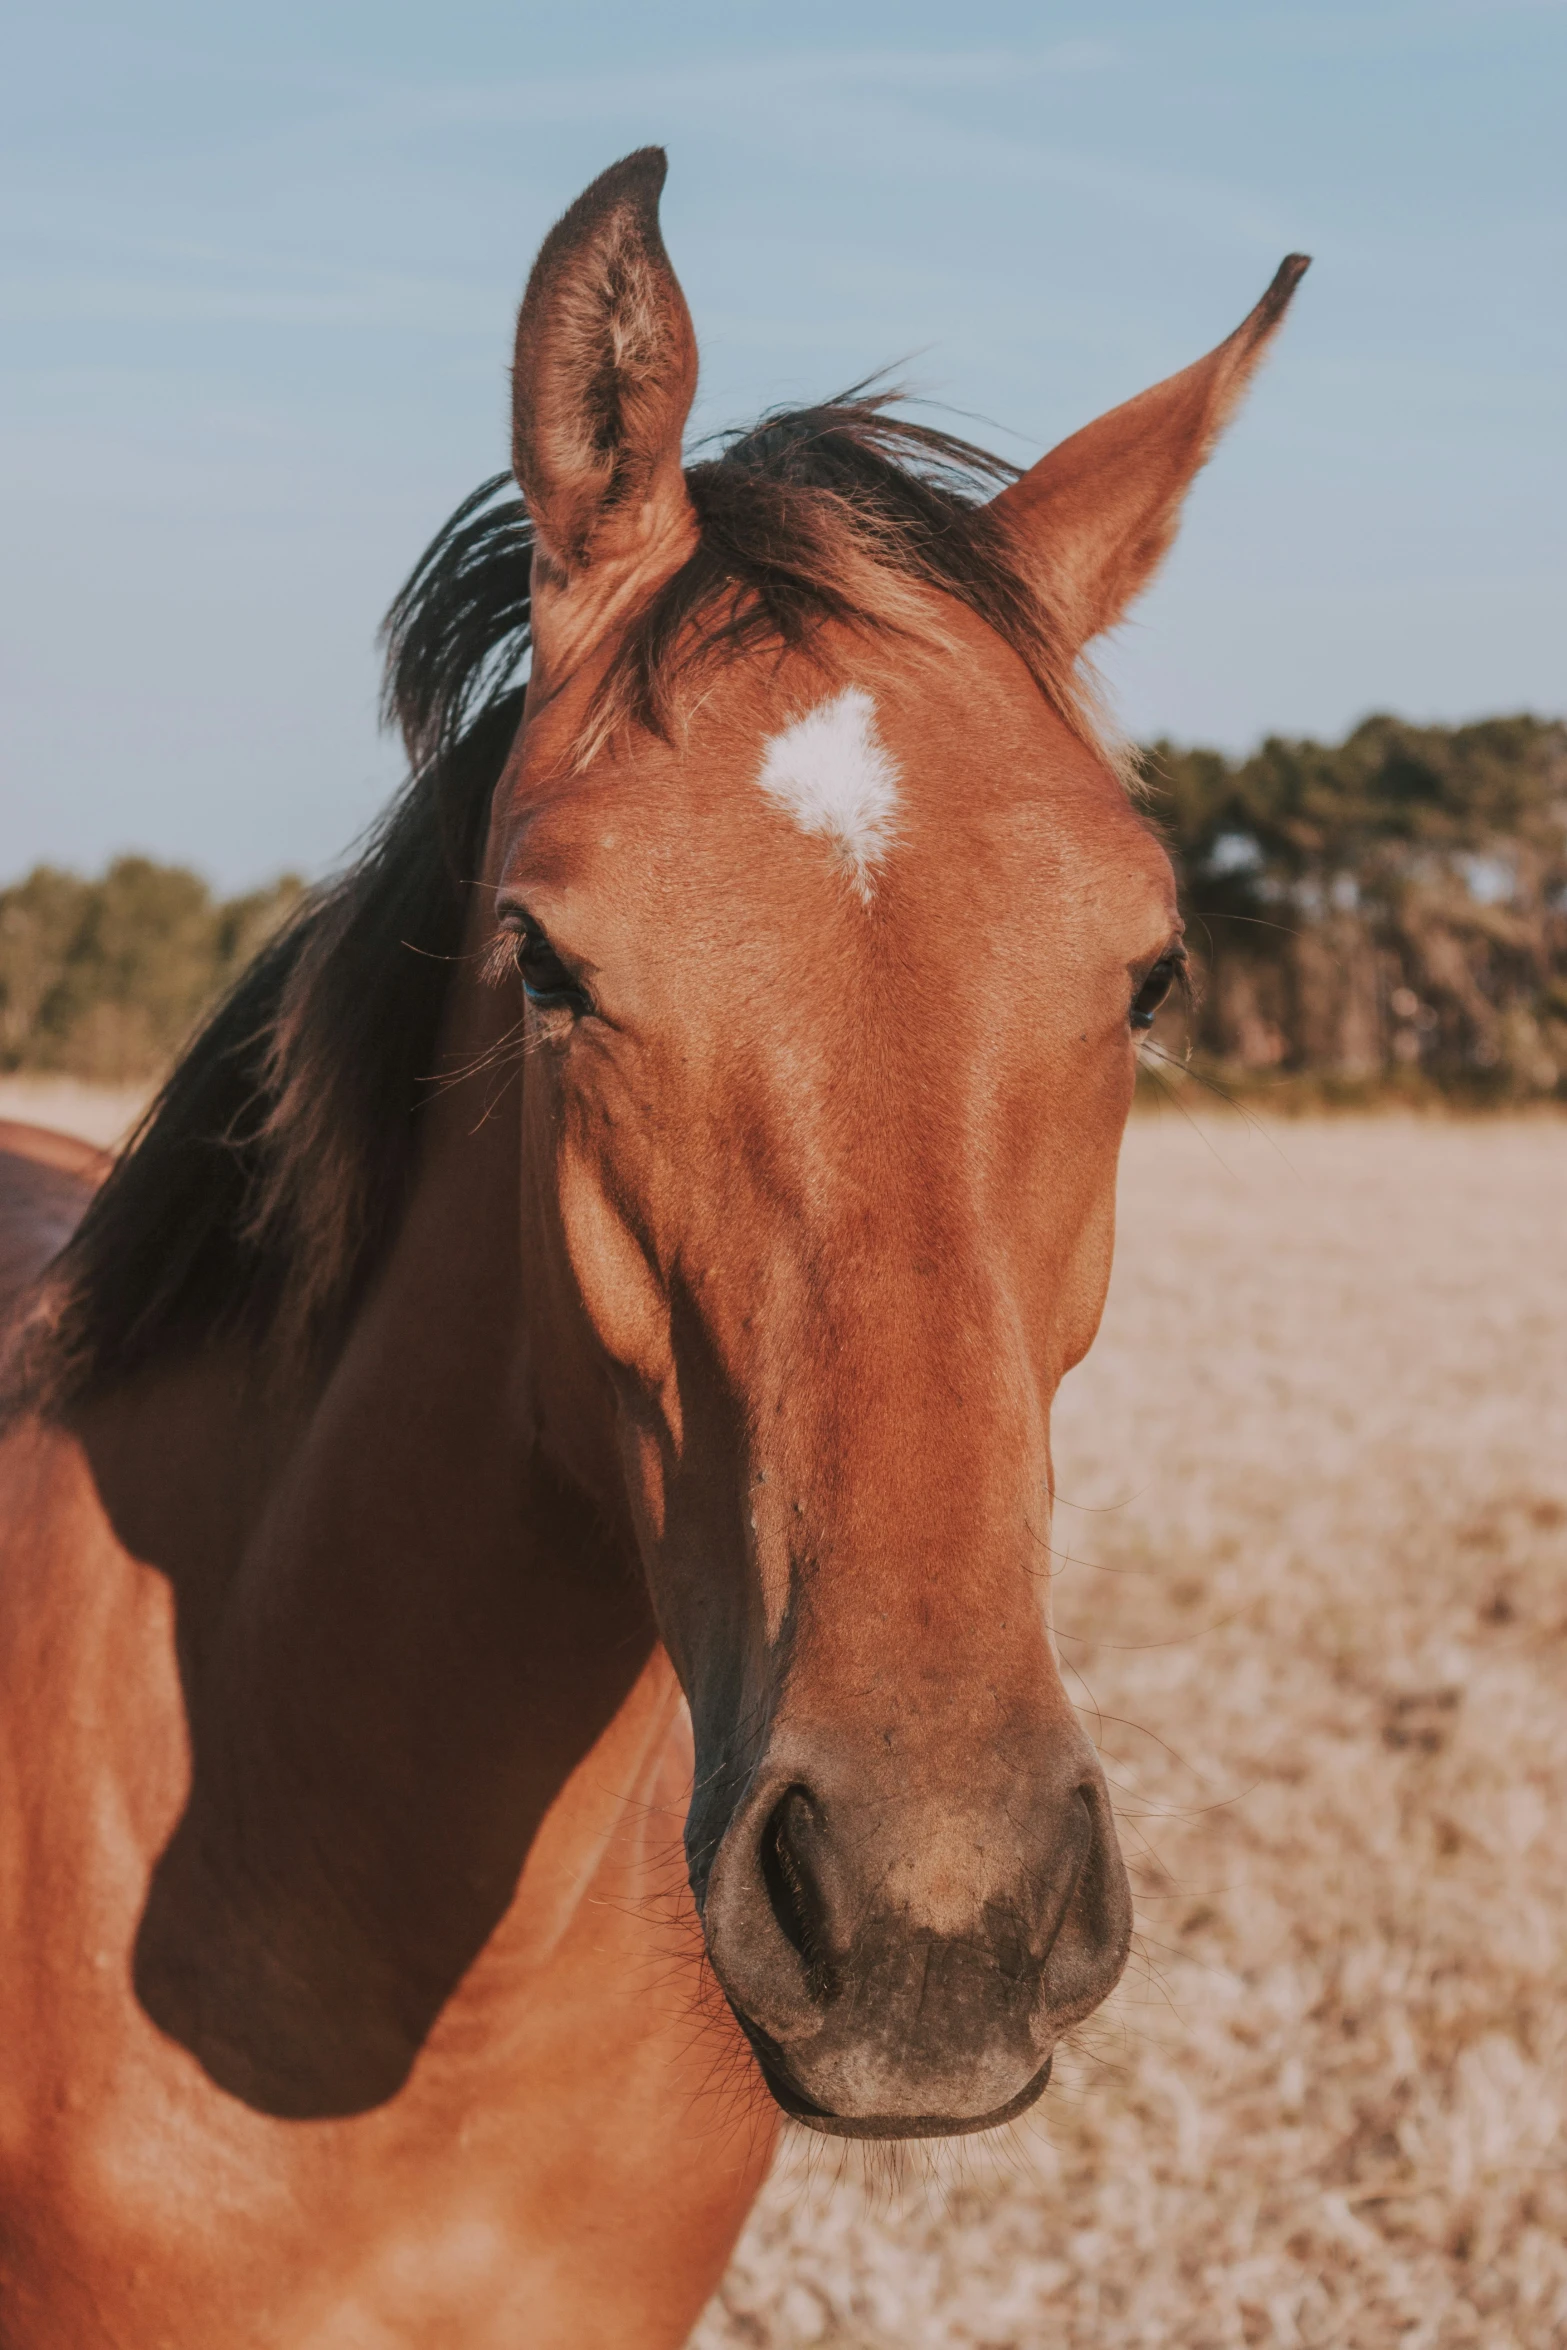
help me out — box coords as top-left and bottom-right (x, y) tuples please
(695, 1113), (1567, 2349)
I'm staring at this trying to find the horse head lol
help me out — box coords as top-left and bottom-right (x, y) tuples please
(487, 151), (1304, 2136)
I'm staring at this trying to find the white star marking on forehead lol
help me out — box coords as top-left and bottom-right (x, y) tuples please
(755, 688), (901, 904)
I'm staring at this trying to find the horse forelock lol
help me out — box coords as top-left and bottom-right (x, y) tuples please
(28, 388), (1122, 1408)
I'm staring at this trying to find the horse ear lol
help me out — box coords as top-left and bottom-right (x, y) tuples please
(992, 256), (1309, 653)
(511, 148), (698, 575)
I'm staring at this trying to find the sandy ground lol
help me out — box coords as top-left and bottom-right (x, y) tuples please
(694, 1111), (1567, 2350)
(0, 1076), (151, 1150)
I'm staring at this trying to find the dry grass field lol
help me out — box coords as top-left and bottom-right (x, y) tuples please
(0, 1076), (151, 1150)
(695, 1111), (1567, 2350)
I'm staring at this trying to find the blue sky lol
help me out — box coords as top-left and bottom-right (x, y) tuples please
(2, 0), (1562, 887)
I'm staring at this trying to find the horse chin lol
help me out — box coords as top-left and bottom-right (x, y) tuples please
(752, 2045), (1055, 2142)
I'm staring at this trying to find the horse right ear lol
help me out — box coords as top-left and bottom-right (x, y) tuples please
(511, 149), (699, 581)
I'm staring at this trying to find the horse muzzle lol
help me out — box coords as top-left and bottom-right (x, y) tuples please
(696, 1734), (1133, 2138)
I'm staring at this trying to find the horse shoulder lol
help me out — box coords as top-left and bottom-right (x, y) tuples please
(0, 1410), (200, 2309)
(0, 1413), (769, 2347)
(0, 1411), (191, 1990)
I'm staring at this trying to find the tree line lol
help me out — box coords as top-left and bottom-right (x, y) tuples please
(2, 713), (1564, 1098)
(1144, 713), (1567, 1100)
(0, 859), (303, 1085)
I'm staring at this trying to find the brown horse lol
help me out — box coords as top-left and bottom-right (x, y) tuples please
(0, 153), (1305, 2348)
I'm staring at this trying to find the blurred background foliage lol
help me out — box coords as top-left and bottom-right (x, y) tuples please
(0, 858), (302, 1084)
(1, 714), (1564, 1099)
(1143, 713), (1567, 1103)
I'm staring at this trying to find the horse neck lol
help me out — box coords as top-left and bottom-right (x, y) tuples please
(95, 950), (659, 2107)
(226, 986), (652, 1814)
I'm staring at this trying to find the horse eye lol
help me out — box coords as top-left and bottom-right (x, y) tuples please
(512, 920), (591, 1015)
(1130, 950), (1185, 1031)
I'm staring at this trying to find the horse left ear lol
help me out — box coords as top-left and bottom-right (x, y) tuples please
(512, 148), (698, 578)
(991, 255), (1309, 653)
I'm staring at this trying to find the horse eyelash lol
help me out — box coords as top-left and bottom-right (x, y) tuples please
(479, 929), (524, 991)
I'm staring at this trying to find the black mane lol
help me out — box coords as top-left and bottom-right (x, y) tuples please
(24, 395), (1080, 1405)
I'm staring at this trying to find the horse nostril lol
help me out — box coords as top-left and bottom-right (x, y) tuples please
(759, 1787), (836, 2003)
(1035, 1776), (1133, 2021)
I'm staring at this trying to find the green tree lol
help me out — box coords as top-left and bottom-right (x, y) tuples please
(1142, 715), (1567, 1095)
(0, 860), (302, 1082)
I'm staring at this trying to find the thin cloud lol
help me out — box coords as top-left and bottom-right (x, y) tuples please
(0, 266), (502, 334)
(353, 42), (1124, 130)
